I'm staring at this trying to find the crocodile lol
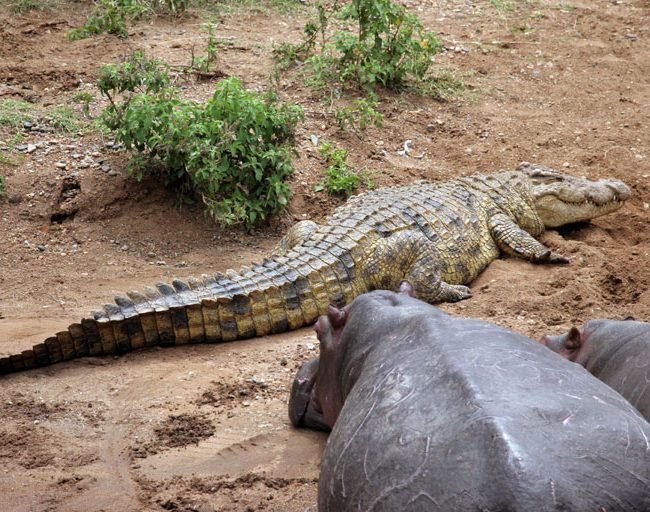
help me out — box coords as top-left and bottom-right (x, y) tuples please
(0, 162), (630, 374)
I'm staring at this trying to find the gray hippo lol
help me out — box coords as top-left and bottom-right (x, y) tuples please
(541, 318), (650, 421)
(289, 285), (650, 512)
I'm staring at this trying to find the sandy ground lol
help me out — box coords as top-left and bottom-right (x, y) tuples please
(0, 0), (649, 510)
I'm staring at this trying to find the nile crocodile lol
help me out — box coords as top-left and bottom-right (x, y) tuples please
(0, 163), (630, 374)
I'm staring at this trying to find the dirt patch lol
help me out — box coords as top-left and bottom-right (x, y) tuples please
(1, 0), (649, 510)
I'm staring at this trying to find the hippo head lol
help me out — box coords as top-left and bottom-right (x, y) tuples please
(540, 326), (586, 361)
(289, 281), (417, 431)
(288, 304), (350, 431)
(539, 317), (639, 367)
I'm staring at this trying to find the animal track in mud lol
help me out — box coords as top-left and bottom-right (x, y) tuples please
(132, 413), (215, 458)
(195, 379), (275, 410)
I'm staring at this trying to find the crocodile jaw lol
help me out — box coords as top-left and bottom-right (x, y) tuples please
(518, 162), (631, 228)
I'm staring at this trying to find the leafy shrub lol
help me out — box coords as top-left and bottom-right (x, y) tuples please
(68, 0), (187, 40)
(98, 52), (303, 227)
(315, 141), (372, 196)
(274, 0), (442, 91)
(334, 96), (383, 132)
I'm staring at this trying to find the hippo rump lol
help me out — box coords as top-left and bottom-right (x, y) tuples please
(541, 318), (650, 421)
(289, 285), (650, 512)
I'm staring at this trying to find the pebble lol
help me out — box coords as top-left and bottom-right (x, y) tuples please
(174, 261), (188, 268)
(36, 245), (46, 252)
(26, 144), (37, 153)
(100, 164), (111, 172)
(23, 121), (34, 130)
(305, 343), (315, 351)
(15, 144), (28, 151)
(55, 162), (67, 169)
(107, 170), (119, 176)
(251, 375), (265, 385)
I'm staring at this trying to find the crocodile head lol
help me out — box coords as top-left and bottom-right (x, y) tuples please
(518, 162), (631, 228)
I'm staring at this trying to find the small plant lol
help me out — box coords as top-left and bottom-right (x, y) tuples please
(490, 0), (514, 14)
(70, 91), (96, 118)
(316, 141), (372, 196)
(67, 0), (187, 40)
(189, 22), (219, 74)
(9, 0), (51, 15)
(0, 173), (6, 198)
(97, 52), (303, 227)
(334, 96), (383, 132)
(0, 99), (35, 129)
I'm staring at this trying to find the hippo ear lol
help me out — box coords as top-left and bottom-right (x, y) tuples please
(327, 304), (347, 329)
(565, 327), (583, 350)
(397, 280), (415, 297)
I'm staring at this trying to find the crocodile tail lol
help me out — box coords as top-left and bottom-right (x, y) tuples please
(0, 252), (351, 375)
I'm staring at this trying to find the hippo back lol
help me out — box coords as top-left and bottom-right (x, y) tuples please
(318, 292), (650, 512)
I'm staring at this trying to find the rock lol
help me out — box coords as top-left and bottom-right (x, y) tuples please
(36, 245), (46, 252)
(7, 194), (22, 204)
(55, 162), (67, 169)
(107, 170), (119, 176)
(100, 164), (111, 172)
(15, 144), (28, 152)
(23, 121), (34, 130)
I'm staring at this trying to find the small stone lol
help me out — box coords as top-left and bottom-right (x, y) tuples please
(8, 194), (22, 204)
(55, 162), (67, 169)
(23, 121), (34, 130)
(280, 357), (288, 366)
(26, 144), (37, 153)
(36, 245), (46, 252)
(305, 343), (315, 351)
(251, 375), (265, 385)
(155, 261), (166, 266)
(174, 261), (188, 268)
(107, 170), (119, 176)
(100, 164), (111, 172)
(147, 252), (156, 258)
(309, 134), (319, 146)
(238, 389), (250, 396)
(120, 244), (129, 251)
(15, 144), (28, 152)
(643, 202), (649, 210)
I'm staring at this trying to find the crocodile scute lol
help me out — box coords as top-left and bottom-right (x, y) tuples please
(0, 163), (630, 374)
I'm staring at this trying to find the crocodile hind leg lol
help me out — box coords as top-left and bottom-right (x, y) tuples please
(363, 231), (471, 303)
(489, 213), (569, 263)
(274, 220), (319, 255)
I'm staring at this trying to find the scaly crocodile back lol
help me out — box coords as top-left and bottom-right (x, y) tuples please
(1, 171), (541, 374)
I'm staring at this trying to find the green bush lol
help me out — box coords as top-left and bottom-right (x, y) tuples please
(334, 96), (383, 132)
(98, 53), (303, 227)
(68, 0), (187, 40)
(274, 0), (442, 91)
(315, 141), (372, 196)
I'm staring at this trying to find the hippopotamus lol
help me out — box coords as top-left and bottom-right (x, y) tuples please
(540, 318), (650, 421)
(289, 284), (650, 512)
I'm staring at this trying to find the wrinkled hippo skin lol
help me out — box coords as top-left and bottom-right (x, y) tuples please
(290, 287), (650, 512)
(541, 318), (650, 421)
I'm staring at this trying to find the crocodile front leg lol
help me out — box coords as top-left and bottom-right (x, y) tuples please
(489, 213), (569, 263)
(363, 231), (471, 303)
